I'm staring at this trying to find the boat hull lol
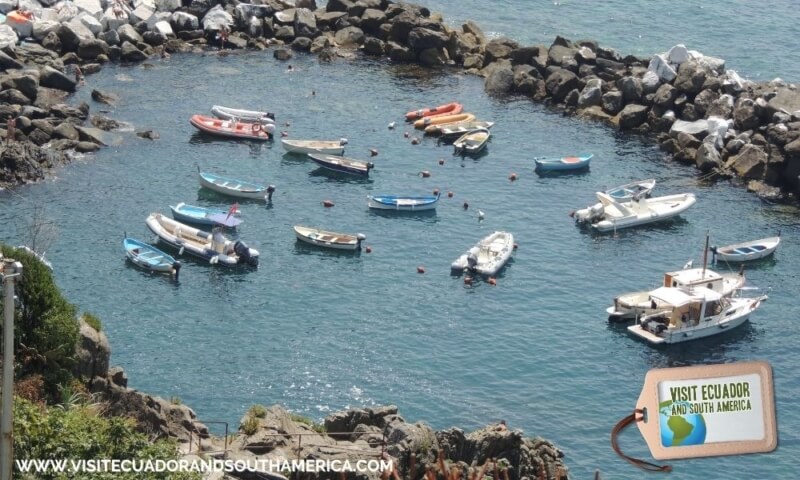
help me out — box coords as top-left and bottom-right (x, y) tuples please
(123, 238), (177, 274)
(451, 231), (514, 276)
(712, 236), (781, 262)
(534, 154), (593, 172)
(282, 139), (345, 155)
(308, 154), (372, 177)
(405, 102), (463, 121)
(190, 114), (272, 141)
(170, 203), (242, 227)
(593, 194), (696, 232)
(198, 171), (270, 200)
(415, 113), (475, 129)
(368, 194), (440, 211)
(293, 226), (364, 251)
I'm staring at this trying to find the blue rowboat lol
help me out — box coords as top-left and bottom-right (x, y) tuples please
(197, 168), (275, 201)
(534, 154), (593, 172)
(123, 237), (180, 277)
(368, 192), (441, 211)
(170, 202), (243, 228)
(308, 153), (374, 177)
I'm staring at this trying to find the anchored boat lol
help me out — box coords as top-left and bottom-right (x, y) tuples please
(123, 237), (180, 278)
(711, 235), (781, 263)
(573, 192), (696, 232)
(451, 231), (514, 276)
(293, 226), (366, 251)
(190, 114), (274, 141)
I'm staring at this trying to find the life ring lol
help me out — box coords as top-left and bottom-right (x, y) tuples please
(252, 123), (261, 132)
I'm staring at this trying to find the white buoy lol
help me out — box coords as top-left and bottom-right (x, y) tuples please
(478, 209), (485, 220)
(388, 121), (396, 129)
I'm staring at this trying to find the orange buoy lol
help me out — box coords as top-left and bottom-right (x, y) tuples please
(433, 188), (440, 196)
(513, 243), (519, 249)
(488, 277), (497, 286)
(370, 148), (378, 157)
(420, 170), (431, 178)
(404, 131), (410, 138)
(447, 191), (454, 198)
(417, 266), (425, 274)
(438, 158), (445, 165)
(365, 246), (372, 253)
(463, 201), (469, 210)
(322, 199), (334, 207)
(464, 276), (473, 285)
(509, 173), (518, 181)
(411, 137), (420, 145)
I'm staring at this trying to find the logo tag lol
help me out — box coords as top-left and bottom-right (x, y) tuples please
(636, 361), (777, 460)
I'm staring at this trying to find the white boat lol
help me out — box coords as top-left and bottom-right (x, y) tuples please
(281, 138), (347, 155)
(627, 286), (767, 345)
(293, 226), (366, 251)
(145, 213), (259, 267)
(368, 193), (440, 211)
(572, 192), (696, 232)
(451, 231), (514, 276)
(607, 267), (746, 322)
(605, 179), (656, 201)
(453, 128), (490, 155)
(197, 170), (275, 201)
(711, 235), (781, 263)
(210, 105), (276, 124)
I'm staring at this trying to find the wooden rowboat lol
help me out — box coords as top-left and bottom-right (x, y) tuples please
(308, 153), (374, 177)
(453, 128), (491, 155)
(405, 102), (463, 121)
(123, 237), (180, 277)
(282, 138), (347, 155)
(197, 168), (275, 201)
(190, 114), (274, 141)
(711, 235), (781, 262)
(534, 154), (593, 172)
(293, 226), (366, 251)
(368, 193), (441, 211)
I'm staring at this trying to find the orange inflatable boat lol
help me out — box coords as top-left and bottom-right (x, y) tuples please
(190, 114), (274, 141)
(405, 102), (463, 121)
(414, 113), (475, 129)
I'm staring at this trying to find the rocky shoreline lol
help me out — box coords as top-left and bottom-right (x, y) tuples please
(1, 1), (800, 199)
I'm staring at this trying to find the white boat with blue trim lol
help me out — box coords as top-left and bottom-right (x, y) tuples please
(711, 235), (781, 263)
(210, 105), (276, 124)
(197, 169), (275, 201)
(282, 138), (347, 155)
(368, 192), (441, 211)
(293, 226), (366, 251)
(170, 202), (242, 228)
(123, 237), (180, 277)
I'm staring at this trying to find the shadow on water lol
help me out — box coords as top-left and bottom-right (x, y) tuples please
(196, 188), (271, 206)
(188, 132), (273, 154)
(292, 240), (363, 258)
(308, 168), (373, 184)
(367, 208), (439, 222)
(575, 217), (692, 240)
(637, 322), (760, 368)
(535, 166), (591, 178)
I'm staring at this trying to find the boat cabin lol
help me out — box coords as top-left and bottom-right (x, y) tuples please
(643, 287), (727, 331)
(662, 268), (738, 294)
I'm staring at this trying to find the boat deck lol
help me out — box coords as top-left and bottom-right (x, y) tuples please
(627, 325), (666, 344)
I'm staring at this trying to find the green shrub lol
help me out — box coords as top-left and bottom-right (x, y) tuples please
(248, 404), (267, 418)
(82, 312), (102, 332)
(241, 416), (260, 436)
(290, 413), (326, 433)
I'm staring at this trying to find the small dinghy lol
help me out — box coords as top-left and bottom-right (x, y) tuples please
(145, 213), (259, 267)
(293, 226), (366, 251)
(435, 121), (495, 139)
(605, 179), (656, 201)
(405, 102), (463, 121)
(711, 235), (781, 262)
(308, 153), (374, 177)
(123, 237), (180, 278)
(534, 154), (593, 172)
(453, 128), (491, 155)
(282, 138), (347, 155)
(451, 231), (514, 276)
(572, 192), (696, 232)
(197, 169), (275, 201)
(170, 202), (243, 228)
(210, 105), (276, 124)
(368, 192), (441, 211)
(414, 113), (475, 129)
(190, 114), (275, 141)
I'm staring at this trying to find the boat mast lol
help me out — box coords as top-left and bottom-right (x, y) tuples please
(701, 233), (709, 278)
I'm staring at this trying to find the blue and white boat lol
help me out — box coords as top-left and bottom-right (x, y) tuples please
(605, 179), (656, 201)
(197, 168), (275, 201)
(534, 153), (593, 172)
(368, 192), (441, 211)
(308, 153), (374, 177)
(123, 237), (180, 277)
(170, 202), (243, 228)
(711, 235), (781, 263)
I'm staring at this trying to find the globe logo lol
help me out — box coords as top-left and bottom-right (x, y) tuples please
(659, 400), (707, 447)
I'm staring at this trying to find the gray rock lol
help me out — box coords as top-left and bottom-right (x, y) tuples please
(509, 45), (541, 66)
(407, 27), (448, 51)
(362, 36), (385, 55)
(290, 36), (312, 51)
(3, 75), (39, 101)
(387, 41), (416, 62)
(0, 51), (24, 70)
(726, 144), (767, 179)
(641, 70), (660, 95)
(577, 78), (603, 109)
(617, 76), (642, 103)
(512, 65), (539, 95)
(326, 0), (354, 12)
(463, 53), (483, 70)
(309, 35), (332, 53)
(56, 21), (95, 53)
(91, 89), (118, 105)
(76, 38), (109, 60)
(484, 64), (514, 96)
(484, 38), (514, 65)
(706, 93), (734, 119)
(39, 65), (76, 93)
(670, 118), (709, 138)
(75, 126), (107, 145)
(653, 83), (677, 109)
(136, 129), (160, 140)
(677, 132), (701, 150)
(109, 366), (128, 388)
(733, 98), (760, 131)
(118, 24), (143, 45)
(462, 20), (485, 44)
(91, 115), (121, 130)
(674, 60), (708, 94)
(574, 46), (596, 64)
(617, 104), (649, 130)
(360, 8), (386, 33)
(98, 29), (120, 46)
(548, 43), (576, 66)
(545, 68), (578, 102)
(419, 47), (448, 66)
(601, 90), (624, 115)
(334, 26), (364, 47)
(273, 46), (292, 60)
(294, 8), (318, 38)
(41, 31), (63, 53)
(120, 41), (148, 62)
(274, 25), (295, 41)
(73, 317), (111, 380)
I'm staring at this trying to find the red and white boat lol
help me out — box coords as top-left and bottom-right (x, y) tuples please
(190, 114), (274, 141)
(404, 102), (463, 121)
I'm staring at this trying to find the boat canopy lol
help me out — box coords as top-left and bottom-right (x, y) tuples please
(649, 286), (722, 307)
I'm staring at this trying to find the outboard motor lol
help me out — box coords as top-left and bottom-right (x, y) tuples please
(263, 122), (276, 139)
(171, 261), (181, 282)
(234, 240), (258, 266)
(356, 233), (366, 250)
(466, 253), (478, 272)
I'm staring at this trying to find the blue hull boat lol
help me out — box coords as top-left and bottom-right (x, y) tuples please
(534, 154), (593, 172)
(308, 153), (374, 177)
(123, 237), (180, 276)
(170, 202), (242, 228)
(368, 193), (441, 211)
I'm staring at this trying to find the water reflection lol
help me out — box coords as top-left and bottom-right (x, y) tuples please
(307, 168), (374, 184)
(638, 323), (759, 369)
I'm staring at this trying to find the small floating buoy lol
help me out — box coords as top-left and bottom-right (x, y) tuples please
(447, 191), (454, 198)
(509, 172), (518, 181)
(513, 243), (519, 250)
(417, 266), (425, 274)
(365, 246), (372, 253)
(433, 188), (440, 196)
(284, 121), (291, 127)
(438, 158), (445, 165)
(463, 201), (469, 210)
(322, 199), (334, 208)
(281, 131), (289, 137)
(488, 277), (497, 286)
(420, 170), (431, 178)
(370, 148), (379, 157)
(464, 276), (473, 285)
(411, 137), (420, 145)
(404, 131), (410, 138)
(478, 209), (485, 220)
(388, 121), (396, 129)
(311, 90), (315, 96)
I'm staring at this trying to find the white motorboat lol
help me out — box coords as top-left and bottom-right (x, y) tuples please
(145, 213), (259, 267)
(450, 231), (514, 276)
(572, 192), (696, 232)
(607, 267), (746, 322)
(711, 235), (781, 263)
(281, 138), (347, 155)
(627, 287), (767, 345)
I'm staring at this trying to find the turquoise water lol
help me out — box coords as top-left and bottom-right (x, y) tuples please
(2, 9), (800, 479)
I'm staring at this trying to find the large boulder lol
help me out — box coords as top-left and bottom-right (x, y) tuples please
(387, 41), (416, 62)
(706, 93), (734, 119)
(617, 76), (642, 103)
(484, 63), (513, 96)
(544, 68), (578, 103)
(653, 83), (677, 109)
(407, 27), (448, 51)
(3, 75), (39, 100)
(73, 317), (110, 380)
(726, 144), (767, 179)
(201, 5), (232, 32)
(0, 25), (18, 49)
(76, 38), (109, 60)
(129, 3), (155, 24)
(39, 65), (76, 92)
(669, 118), (709, 138)
(648, 53), (676, 83)
(334, 26), (364, 47)
(120, 40), (147, 61)
(117, 24), (143, 44)
(294, 8), (317, 38)
(484, 38), (514, 65)
(696, 142), (722, 173)
(170, 11), (198, 31)
(601, 90), (623, 115)
(674, 60), (708, 94)
(733, 98), (760, 131)
(577, 78), (603, 109)
(360, 8), (386, 33)
(617, 104), (649, 130)
(57, 20), (95, 52)
(32, 20), (60, 42)
(418, 47), (448, 66)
